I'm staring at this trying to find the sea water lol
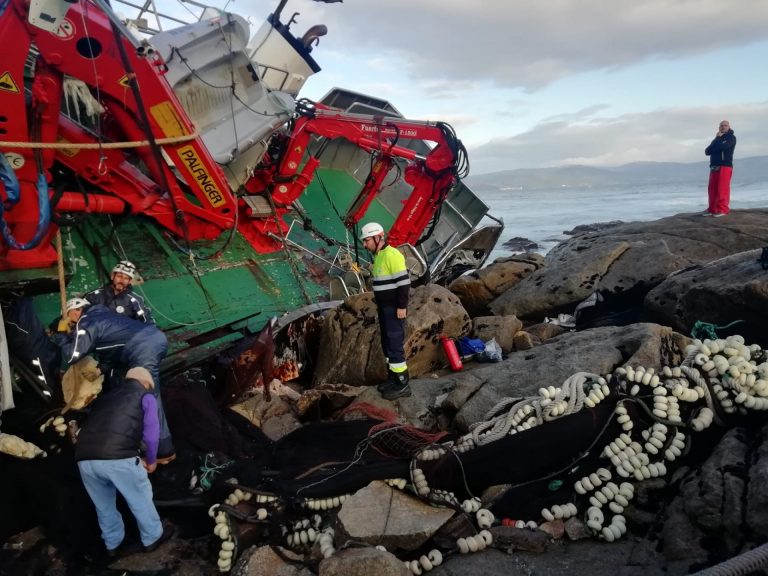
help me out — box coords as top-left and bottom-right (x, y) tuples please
(477, 181), (768, 261)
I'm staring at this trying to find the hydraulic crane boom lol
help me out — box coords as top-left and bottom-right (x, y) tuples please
(240, 101), (467, 250)
(0, 0), (467, 269)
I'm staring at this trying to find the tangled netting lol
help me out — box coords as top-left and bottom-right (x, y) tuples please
(207, 335), (768, 574)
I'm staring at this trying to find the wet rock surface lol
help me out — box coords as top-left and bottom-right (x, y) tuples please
(313, 285), (470, 386)
(449, 253), (544, 317)
(491, 209), (768, 322)
(337, 481), (455, 551)
(644, 248), (768, 347)
(501, 237), (541, 252)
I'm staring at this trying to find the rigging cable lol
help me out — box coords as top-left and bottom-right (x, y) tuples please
(99, 0), (236, 319)
(168, 47), (293, 119)
(262, 190), (314, 305)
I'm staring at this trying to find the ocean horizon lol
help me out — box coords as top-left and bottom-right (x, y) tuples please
(476, 180), (768, 262)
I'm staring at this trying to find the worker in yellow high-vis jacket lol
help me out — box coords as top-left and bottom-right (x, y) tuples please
(360, 222), (411, 400)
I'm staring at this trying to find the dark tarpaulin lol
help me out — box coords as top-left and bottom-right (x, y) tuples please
(3, 296), (61, 400)
(232, 403), (617, 514)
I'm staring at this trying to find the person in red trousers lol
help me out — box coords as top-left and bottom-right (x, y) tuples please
(704, 120), (736, 217)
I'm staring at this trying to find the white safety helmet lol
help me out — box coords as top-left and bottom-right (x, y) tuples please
(65, 297), (90, 313)
(112, 260), (136, 279)
(359, 222), (385, 241)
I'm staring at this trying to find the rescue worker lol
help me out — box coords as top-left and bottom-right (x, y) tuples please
(58, 298), (175, 463)
(75, 367), (173, 557)
(360, 222), (411, 400)
(85, 260), (154, 324)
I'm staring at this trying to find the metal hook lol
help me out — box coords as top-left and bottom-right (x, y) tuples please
(97, 154), (107, 176)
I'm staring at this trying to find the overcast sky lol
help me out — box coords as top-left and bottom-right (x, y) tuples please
(157, 0), (768, 174)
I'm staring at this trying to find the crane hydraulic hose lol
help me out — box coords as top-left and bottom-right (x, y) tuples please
(0, 154), (51, 250)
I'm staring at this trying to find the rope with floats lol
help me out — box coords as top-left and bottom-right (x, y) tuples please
(201, 333), (768, 576)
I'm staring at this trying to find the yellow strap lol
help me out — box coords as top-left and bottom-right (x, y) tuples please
(0, 130), (199, 150)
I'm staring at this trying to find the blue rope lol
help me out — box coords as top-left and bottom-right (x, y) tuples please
(0, 155), (51, 250)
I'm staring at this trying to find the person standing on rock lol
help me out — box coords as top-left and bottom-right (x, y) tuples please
(360, 222), (411, 400)
(704, 120), (736, 217)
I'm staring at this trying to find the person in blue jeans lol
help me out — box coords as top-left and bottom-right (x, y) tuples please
(57, 298), (175, 462)
(75, 367), (172, 555)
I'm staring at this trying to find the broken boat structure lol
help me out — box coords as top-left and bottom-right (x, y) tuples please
(4, 1), (768, 575)
(0, 0), (503, 379)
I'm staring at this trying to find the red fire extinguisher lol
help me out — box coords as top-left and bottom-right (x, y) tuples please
(441, 336), (463, 371)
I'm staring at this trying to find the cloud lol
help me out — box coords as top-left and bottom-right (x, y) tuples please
(184, 1), (768, 175)
(469, 102), (768, 173)
(312, 0), (768, 89)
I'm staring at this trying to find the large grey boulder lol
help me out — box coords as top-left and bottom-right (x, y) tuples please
(470, 315), (523, 353)
(659, 424), (768, 571)
(233, 545), (313, 576)
(319, 548), (410, 576)
(449, 253), (544, 317)
(336, 481), (455, 551)
(644, 248), (768, 347)
(434, 323), (689, 431)
(490, 209), (768, 321)
(313, 285), (470, 386)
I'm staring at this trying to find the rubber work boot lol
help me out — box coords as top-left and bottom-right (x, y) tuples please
(381, 370), (411, 400)
(106, 541), (126, 559)
(377, 369), (397, 393)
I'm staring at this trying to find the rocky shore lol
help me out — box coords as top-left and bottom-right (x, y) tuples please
(3, 208), (768, 576)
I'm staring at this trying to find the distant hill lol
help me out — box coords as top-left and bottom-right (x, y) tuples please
(466, 155), (768, 191)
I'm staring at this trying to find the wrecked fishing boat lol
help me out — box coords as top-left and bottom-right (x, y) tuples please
(0, 0), (507, 569)
(0, 0), (502, 385)
(6, 1), (766, 575)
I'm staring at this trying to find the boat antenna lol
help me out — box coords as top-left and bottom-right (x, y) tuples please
(273, 0), (288, 24)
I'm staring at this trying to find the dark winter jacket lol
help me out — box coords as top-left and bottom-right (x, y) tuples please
(75, 376), (152, 461)
(85, 285), (154, 324)
(705, 129), (736, 167)
(59, 304), (157, 366)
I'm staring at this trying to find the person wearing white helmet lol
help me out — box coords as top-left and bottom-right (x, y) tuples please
(85, 260), (154, 324)
(360, 222), (411, 400)
(64, 297), (91, 325)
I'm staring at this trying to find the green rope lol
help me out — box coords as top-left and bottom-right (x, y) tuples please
(690, 319), (745, 341)
(198, 452), (234, 491)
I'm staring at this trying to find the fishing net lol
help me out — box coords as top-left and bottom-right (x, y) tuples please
(367, 421), (450, 459)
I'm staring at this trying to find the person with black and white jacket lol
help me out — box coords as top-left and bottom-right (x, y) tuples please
(85, 260), (154, 324)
